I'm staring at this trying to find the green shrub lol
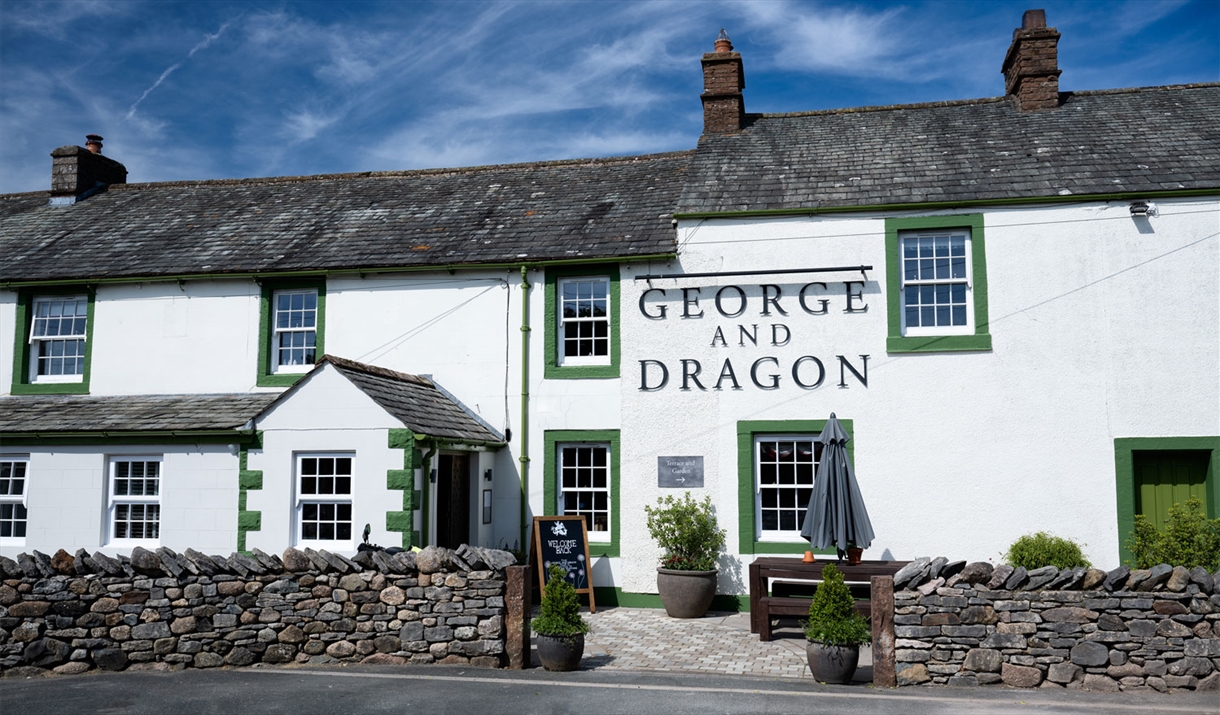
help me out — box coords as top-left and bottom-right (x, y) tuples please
(531, 565), (590, 638)
(644, 493), (726, 571)
(803, 563), (871, 646)
(1126, 497), (1220, 571)
(1004, 532), (1091, 569)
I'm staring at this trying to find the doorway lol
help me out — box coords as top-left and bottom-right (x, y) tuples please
(436, 454), (471, 549)
(1134, 450), (1211, 529)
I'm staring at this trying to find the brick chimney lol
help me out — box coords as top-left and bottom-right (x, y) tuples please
(701, 29), (745, 135)
(1002, 9), (1062, 111)
(50, 135), (128, 205)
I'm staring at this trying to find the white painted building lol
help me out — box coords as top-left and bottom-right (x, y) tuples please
(2, 13), (1217, 604)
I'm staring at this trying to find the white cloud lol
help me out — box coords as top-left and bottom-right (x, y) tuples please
(127, 20), (234, 118)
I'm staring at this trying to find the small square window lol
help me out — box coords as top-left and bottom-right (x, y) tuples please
(108, 457), (161, 544)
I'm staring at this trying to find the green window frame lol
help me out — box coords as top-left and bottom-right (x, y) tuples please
(1114, 436), (1218, 566)
(257, 279), (326, 387)
(543, 429), (620, 557)
(544, 265), (620, 379)
(10, 287), (95, 395)
(885, 214), (991, 353)
(736, 418), (853, 554)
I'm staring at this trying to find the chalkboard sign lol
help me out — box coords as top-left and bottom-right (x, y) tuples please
(532, 516), (596, 613)
(657, 456), (704, 487)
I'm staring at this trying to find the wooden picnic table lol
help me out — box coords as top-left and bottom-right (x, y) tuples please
(748, 557), (909, 641)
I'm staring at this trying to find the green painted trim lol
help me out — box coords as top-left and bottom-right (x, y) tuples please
(420, 442), (437, 547)
(0, 254), (677, 290)
(593, 587), (749, 612)
(386, 429), (418, 549)
(884, 214), (991, 354)
(10, 287), (95, 394)
(673, 189), (1220, 220)
(543, 265), (621, 380)
(236, 431), (264, 554)
(519, 266), (532, 547)
(256, 279), (326, 388)
(1113, 436), (1219, 566)
(543, 429), (620, 558)
(0, 431), (256, 446)
(736, 419), (853, 554)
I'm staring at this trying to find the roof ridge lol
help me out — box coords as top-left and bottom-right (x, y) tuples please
(753, 82), (1220, 120)
(319, 354), (433, 386)
(105, 149), (695, 193)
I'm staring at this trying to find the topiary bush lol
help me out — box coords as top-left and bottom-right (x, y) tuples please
(531, 565), (590, 638)
(644, 493), (726, 571)
(803, 563), (871, 646)
(1126, 496), (1220, 571)
(1004, 531), (1091, 569)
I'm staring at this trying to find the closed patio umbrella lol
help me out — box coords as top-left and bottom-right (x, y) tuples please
(800, 413), (875, 557)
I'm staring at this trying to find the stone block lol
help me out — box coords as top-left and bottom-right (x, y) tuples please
(1070, 641), (1109, 667)
(1082, 673), (1120, 691)
(1001, 662), (1042, 688)
(1041, 607), (1098, 624)
(897, 663), (931, 685)
(962, 648), (1002, 673)
(981, 632), (1026, 649)
(1047, 662), (1082, 683)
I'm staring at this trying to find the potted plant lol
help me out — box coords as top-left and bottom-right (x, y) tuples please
(804, 563), (871, 684)
(531, 565), (590, 671)
(644, 493), (727, 618)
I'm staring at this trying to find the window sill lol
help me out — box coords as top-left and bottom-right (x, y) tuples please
(295, 540), (354, 554)
(751, 541), (841, 555)
(10, 381), (90, 395)
(886, 333), (992, 353)
(107, 539), (160, 549)
(256, 372), (309, 388)
(544, 363), (619, 380)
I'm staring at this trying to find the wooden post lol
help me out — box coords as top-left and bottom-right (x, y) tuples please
(870, 575), (896, 687)
(505, 564), (532, 669)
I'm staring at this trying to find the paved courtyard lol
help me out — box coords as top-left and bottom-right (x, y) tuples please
(569, 607), (872, 680)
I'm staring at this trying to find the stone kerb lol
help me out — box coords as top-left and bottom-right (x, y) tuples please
(0, 543), (520, 677)
(888, 558), (1220, 693)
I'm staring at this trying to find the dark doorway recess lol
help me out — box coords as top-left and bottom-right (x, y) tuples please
(437, 454), (470, 549)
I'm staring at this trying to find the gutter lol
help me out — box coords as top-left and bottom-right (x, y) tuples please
(672, 188), (1220, 221)
(0, 253), (678, 290)
(0, 429), (257, 444)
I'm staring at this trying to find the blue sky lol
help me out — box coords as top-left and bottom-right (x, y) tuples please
(2, 0), (1217, 194)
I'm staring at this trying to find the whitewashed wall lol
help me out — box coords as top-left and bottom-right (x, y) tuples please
(615, 198), (1219, 593)
(0, 444), (238, 557)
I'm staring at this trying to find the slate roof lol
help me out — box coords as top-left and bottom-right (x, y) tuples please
(0, 152), (691, 283)
(317, 356), (504, 444)
(0, 393), (276, 434)
(678, 85), (1220, 214)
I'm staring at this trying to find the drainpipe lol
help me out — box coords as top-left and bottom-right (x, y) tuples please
(519, 265), (532, 547)
(420, 441), (437, 547)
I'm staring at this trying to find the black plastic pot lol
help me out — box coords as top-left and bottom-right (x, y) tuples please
(536, 633), (584, 671)
(806, 641), (860, 684)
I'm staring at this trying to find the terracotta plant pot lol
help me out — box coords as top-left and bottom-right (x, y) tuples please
(845, 547), (863, 565)
(536, 633), (584, 671)
(656, 568), (717, 618)
(806, 641), (860, 684)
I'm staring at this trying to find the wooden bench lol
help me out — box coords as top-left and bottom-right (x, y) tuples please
(748, 558), (909, 641)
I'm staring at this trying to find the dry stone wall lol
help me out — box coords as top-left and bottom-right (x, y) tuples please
(889, 557), (1220, 693)
(0, 543), (517, 677)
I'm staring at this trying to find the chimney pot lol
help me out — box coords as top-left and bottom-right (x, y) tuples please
(714, 28), (733, 54)
(1022, 9), (1047, 29)
(85, 134), (104, 154)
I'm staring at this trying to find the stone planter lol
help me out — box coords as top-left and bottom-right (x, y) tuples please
(656, 568), (717, 618)
(807, 641), (860, 684)
(536, 633), (584, 672)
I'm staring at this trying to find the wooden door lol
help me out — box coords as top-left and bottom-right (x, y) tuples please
(1134, 450), (1210, 530)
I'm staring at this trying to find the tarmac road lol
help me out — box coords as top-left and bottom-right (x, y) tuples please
(2, 663), (1217, 715)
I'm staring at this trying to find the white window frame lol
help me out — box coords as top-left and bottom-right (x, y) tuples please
(0, 456), (29, 546)
(557, 443), (611, 543)
(28, 295), (88, 383)
(272, 288), (318, 374)
(898, 229), (975, 337)
(754, 435), (820, 543)
(107, 456), (162, 547)
(556, 276), (611, 367)
(294, 453), (355, 550)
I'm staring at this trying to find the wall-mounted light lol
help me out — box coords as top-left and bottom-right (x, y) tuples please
(484, 468), (493, 482)
(429, 468), (437, 483)
(1129, 201), (1157, 217)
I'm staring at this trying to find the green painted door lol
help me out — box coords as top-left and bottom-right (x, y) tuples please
(1134, 450), (1210, 529)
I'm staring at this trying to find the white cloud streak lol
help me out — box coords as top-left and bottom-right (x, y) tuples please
(126, 20), (233, 118)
